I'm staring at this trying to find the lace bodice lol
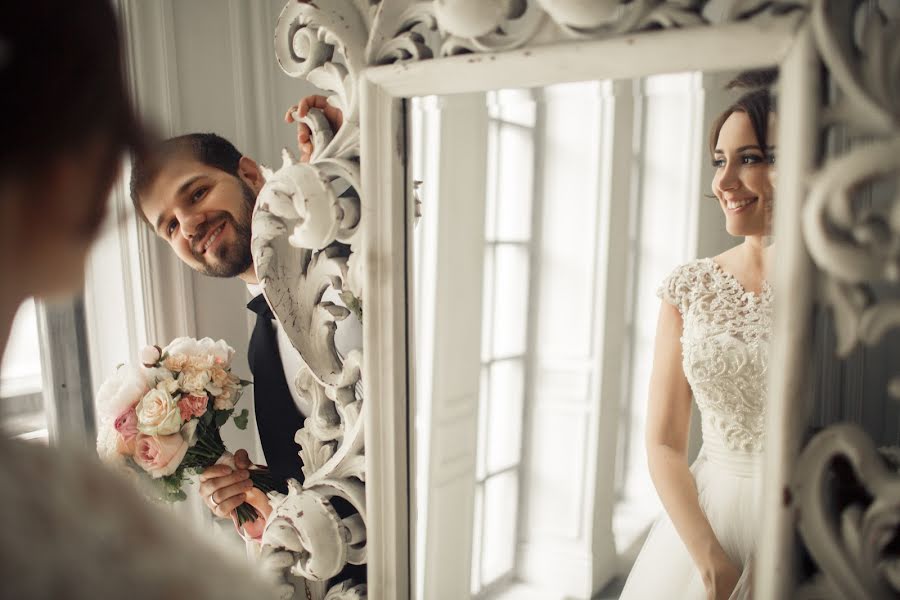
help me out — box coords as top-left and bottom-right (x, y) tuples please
(658, 258), (772, 453)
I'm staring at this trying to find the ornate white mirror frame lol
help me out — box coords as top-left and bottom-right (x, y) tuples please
(249, 2), (900, 599)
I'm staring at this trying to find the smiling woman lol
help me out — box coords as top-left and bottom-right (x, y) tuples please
(620, 74), (776, 600)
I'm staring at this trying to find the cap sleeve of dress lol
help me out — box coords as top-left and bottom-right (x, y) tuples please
(656, 261), (698, 316)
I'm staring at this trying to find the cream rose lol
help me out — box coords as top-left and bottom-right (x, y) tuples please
(135, 389), (182, 436)
(133, 433), (189, 478)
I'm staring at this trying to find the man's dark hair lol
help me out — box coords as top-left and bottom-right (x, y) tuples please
(130, 133), (243, 223)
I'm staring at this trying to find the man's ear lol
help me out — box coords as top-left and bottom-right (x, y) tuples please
(237, 156), (264, 194)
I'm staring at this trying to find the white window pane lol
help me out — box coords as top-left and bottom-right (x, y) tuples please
(481, 246), (495, 361)
(487, 89), (536, 126)
(0, 299), (43, 397)
(481, 470), (519, 587)
(491, 245), (529, 357)
(0, 299), (47, 442)
(484, 124), (499, 241)
(470, 483), (484, 596)
(486, 360), (524, 474)
(491, 124), (534, 242)
(476, 366), (489, 481)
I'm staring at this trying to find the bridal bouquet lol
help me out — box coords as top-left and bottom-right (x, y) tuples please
(96, 337), (275, 527)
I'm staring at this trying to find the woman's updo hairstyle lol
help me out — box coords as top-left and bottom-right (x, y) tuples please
(708, 68), (778, 159)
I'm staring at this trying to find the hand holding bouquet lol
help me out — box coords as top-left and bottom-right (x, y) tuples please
(96, 337), (275, 532)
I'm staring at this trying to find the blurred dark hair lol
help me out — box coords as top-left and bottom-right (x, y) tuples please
(708, 68), (778, 159)
(129, 133), (244, 224)
(0, 1), (145, 180)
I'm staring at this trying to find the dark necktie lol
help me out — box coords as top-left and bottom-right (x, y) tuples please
(246, 293), (305, 485)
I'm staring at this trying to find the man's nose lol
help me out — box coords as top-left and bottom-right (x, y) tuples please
(178, 211), (205, 240)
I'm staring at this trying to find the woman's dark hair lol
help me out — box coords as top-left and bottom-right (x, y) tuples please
(0, 1), (145, 180)
(708, 68), (778, 158)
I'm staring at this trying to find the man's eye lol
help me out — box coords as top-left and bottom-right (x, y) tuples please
(192, 187), (207, 202)
(167, 220), (178, 237)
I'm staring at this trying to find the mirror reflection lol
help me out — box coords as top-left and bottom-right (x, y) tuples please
(410, 70), (775, 600)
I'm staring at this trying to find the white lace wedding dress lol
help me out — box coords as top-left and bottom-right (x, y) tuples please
(620, 257), (772, 600)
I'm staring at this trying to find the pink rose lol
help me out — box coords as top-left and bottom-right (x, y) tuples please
(134, 433), (189, 478)
(114, 407), (139, 440)
(178, 394), (208, 421)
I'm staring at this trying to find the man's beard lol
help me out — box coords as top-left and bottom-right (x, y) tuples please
(192, 180), (255, 278)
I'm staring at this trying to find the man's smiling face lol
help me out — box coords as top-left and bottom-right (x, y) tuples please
(139, 154), (260, 279)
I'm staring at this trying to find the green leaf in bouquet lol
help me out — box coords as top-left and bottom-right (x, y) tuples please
(214, 409), (231, 427)
(201, 409), (214, 427)
(169, 488), (187, 502)
(233, 408), (249, 430)
(239, 378), (253, 387)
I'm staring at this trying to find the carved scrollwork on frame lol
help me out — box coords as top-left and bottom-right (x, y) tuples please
(255, 0), (900, 598)
(369, 0), (807, 64)
(793, 1), (900, 598)
(252, 2), (368, 598)
(794, 425), (900, 599)
(800, 0), (900, 399)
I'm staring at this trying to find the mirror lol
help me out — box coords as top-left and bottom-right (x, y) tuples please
(409, 70), (768, 599)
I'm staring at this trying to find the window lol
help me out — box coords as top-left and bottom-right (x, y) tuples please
(471, 89), (537, 597)
(0, 299), (48, 442)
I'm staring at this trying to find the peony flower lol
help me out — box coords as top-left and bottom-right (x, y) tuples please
(162, 353), (187, 373)
(213, 387), (236, 410)
(133, 433), (189, 478)
(178, 367), (211, 396)
(135, 389), (182, 436)
(177, 394), (208, 421)
(140, 345), (162, 367)
(163, 337), (235, 367)
(206, 366), (240, 396)
(95, 364), (151, 424)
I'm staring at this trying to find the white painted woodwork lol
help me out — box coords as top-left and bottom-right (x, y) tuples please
(412, 94), (489, 599)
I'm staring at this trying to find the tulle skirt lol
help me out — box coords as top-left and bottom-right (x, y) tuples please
(619, 444), (761, 600)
